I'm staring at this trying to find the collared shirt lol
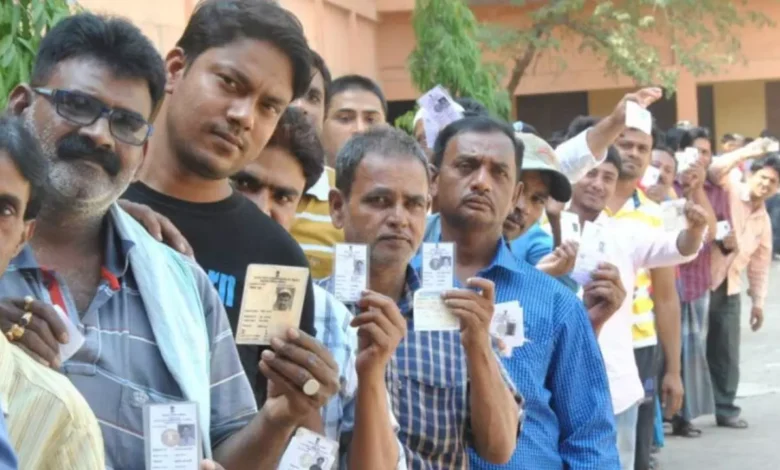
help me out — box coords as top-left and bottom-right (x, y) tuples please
(0, 412), (14, 470)
(605, 190), (661, 349)
(709, 165), (773, 307)
(422, 220), (617, 469)
(673, 180), (731, 302)
(587, 213), (696, 414)
(0, 219), (257, 469)
(0, 329), (104, 469)
(324, 266), (524, 470)
(291, 167), (345, 280)
(312, 285), (407, 470)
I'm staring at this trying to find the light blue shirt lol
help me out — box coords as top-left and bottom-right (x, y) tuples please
(0, 412), (16, 470)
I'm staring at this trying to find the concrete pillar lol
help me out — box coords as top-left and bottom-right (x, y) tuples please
(676, 70), (699, 125)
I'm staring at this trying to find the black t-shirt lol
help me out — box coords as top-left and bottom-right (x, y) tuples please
(123, 182), (316, 406)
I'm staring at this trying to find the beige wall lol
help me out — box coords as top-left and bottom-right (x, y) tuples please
(713, 81), (767, 139)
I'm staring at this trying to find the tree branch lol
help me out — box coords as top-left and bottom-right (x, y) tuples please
(505, 25), (546, 96)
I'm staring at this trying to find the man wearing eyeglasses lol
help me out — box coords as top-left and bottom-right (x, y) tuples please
(0, 12), (336, 470)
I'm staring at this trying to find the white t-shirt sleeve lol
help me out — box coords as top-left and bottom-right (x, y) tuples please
(556, 128), (608, 183)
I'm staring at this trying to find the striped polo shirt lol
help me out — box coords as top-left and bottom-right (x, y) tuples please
(605, 189), (661, 349)
(290, 167), (344, 280)
(0, 219), (257, 469)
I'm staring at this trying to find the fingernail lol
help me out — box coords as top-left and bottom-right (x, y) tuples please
(271, 337), (284, 349)
(156, 233), (163, 241)
(261, 350), (275, 360)
(59, 333), (69, 343)
(52, 357), (61, 368)
(179, 243), (187, 253)
(287, 328), (300, 340)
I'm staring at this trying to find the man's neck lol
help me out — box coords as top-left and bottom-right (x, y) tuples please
(140, 121), (233, 203)
(31, 203), (105, 258)
(608, 178), (639, 213)
(568, 201), (601, 227)
(369, 262), (408, 303)
(440, 217), (499, 282)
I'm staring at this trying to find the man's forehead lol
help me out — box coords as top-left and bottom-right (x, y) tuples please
(447, 130), (515, 159)
(329, 89), (383, 113)
(355, 154), (427, 190)
(619, 129), (652, 145)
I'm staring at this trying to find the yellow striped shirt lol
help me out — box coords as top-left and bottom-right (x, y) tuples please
(605, 189), (660, 348)
(0, 334), (104, 470)
(290, 167), (344, 280)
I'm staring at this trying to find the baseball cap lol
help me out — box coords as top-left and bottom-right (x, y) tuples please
(515, 132), (572, 202)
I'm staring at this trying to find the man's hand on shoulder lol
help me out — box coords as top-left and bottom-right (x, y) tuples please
(117, 200), (194, 257)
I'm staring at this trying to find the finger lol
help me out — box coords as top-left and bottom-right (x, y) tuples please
(258, 357), (311, 401)
(357, 323), (390, 350)
(591, 266), (620, 282)
(443, 298), (490, 324)
(25, 314), (62, 354)
(356, 291), (406, 331)
(262, 350), (337, 401)
(157, 216), (194, 257)
(284, 329), (339, 371)
(350, 309), (400, 338)
(466, 277), (495, 303)
(23, 301), (69, 344)
(139, 208), (164, 242)
(15, 329), (60, 367)
(268, 339), (339, 389)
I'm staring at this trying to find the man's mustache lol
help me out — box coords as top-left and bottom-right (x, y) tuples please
(56, 133), (121, 177)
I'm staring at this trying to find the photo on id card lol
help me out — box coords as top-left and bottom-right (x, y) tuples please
(333, 244), (369, 304)
(421, 242), (455, 290)
(235, 264), (309, 345)
(144, 401), (201, 470)
(278, 427), (339, 470)
(571, 221), (610, 285)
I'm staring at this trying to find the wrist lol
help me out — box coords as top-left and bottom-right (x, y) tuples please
(463, 334), (492, 357)
(260, 400), (299, 430)
(357, 365), (387, 385)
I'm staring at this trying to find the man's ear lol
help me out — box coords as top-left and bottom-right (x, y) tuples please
(512, 181), (525, 210)
(429, 164), (439, 200)
(165, 47), (188, 94)
(12, 220), (35, 259)
(7, 84), (34, 117)
(328, 188), (346, 230)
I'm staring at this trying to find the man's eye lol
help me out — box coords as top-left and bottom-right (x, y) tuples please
(0, 205), (15, 217)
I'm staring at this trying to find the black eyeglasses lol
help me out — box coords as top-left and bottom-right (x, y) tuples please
(33, 88), (152, 146)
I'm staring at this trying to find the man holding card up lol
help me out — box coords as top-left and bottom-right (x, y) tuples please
(419, 117), (619, 469)
(232, 110), (407, 469)
(319, 125), (523, 469)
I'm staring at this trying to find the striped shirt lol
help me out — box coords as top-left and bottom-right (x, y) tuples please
(605, 190), (662, 349)
(0, 331), (104, 469)
(0, 219), (257, 469)
(0, 412), (14, 470)
(290, 167), (344, 280)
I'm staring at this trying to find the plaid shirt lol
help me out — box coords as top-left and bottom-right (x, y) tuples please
(313, 285), (407, 469)
(674, 180), (731, 302)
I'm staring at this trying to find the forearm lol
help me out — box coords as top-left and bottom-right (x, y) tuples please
(709, 147), (751, 182)
(651, 268), (681, 375)
(587, 114), (623, 158)
(214, 409), (296, 470)
(466, 343), (518, 463)
(688, 188), (717, 243)
(348, 375), (399, 470)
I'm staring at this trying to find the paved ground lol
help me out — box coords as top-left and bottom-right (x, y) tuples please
(658, 261), (780, 469)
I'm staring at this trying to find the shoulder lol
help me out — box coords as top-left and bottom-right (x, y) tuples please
(505, 263), (583, 315)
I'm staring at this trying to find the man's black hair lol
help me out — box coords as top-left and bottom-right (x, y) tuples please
(760, 129), (777, 139)
(455, 97), (490, 118)
(31, 13), (165, 108)
(266, 107), (324, 193)
(721, 133), (744, 143)
(176, 0), (311, 100)
(750, 152), (780, 177)
(310, 50), (333, 108)
(678, 127), (711, 150)
(0, 114), (48, 220)
(603, 145), (623, 175)
(565, 115), (600, 139)
(432, 116), (524, 181)
(327, 75), (388, 116)
(335, 126), (429, 198)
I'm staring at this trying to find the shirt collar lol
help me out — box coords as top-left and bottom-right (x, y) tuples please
(305, 168), (331, 201)
(10, 216), (134, 279)
(398, 265), (421, 317)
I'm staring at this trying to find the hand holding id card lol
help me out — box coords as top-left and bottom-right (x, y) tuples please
(278, 428), (339, 470)
(625, 100), (653, 135)
(52, 304), (85, 362)
(413, 288), (459, 331)
(715, 220), (732, 241)
(661, 199), (687, 233)
(235, 265), (309, 345)
(641, 166), (661, 188)
(421, 242), (455, 290)
(144, 402), (201, 470)
(333, 244), (369, 304)
(560, 211), (582, 244)
(571, 221), (610, 285)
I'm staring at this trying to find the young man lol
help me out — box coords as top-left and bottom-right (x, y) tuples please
(644, 145), (678, 204)
(422, 117), (618, 469)
(291, 73), (388, 279)
(322, 126), (522, 469)
(231, 107), (406, 469)
(567, 150), (708, 470)
(121, 0), (323, 408)
(0, 115), (104, 469)
(1, 13), (337, 470)
(706, 139), (779, 429)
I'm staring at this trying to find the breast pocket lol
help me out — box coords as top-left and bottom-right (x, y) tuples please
(392, 331), (468, 458)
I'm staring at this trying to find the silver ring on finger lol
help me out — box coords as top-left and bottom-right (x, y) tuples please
(302, 378), (321, 396)
(23, 295), (34, 312)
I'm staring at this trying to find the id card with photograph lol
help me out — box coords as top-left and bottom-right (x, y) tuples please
(661, 199), (687, 233)
(560, 211), (582, 244)
(235, 265), (309, 345)
(278, 427), (339, 470)
(676, 147), (698, 175)
(571, 221), (610, 285)
(625, 101), (652, 135)
(417, 85), (463, 148)
(333, 244), (369, 304)
(421, 242), (455, 290)
(413, 288), (459, 331)
(490, 301), (525, 348)
(52, 304), (85, 362)
(715, 220), (732, 241)
(641, 166), (661, 188)
(144, 402), (200, 470)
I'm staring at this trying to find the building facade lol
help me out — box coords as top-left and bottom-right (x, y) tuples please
(80, 0), (780, 143)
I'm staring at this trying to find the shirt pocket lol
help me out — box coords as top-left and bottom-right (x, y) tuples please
(392, 331), (467, 458)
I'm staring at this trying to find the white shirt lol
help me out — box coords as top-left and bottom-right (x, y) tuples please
(556, 128), (607, 183)
(589, 213), (697, 414)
